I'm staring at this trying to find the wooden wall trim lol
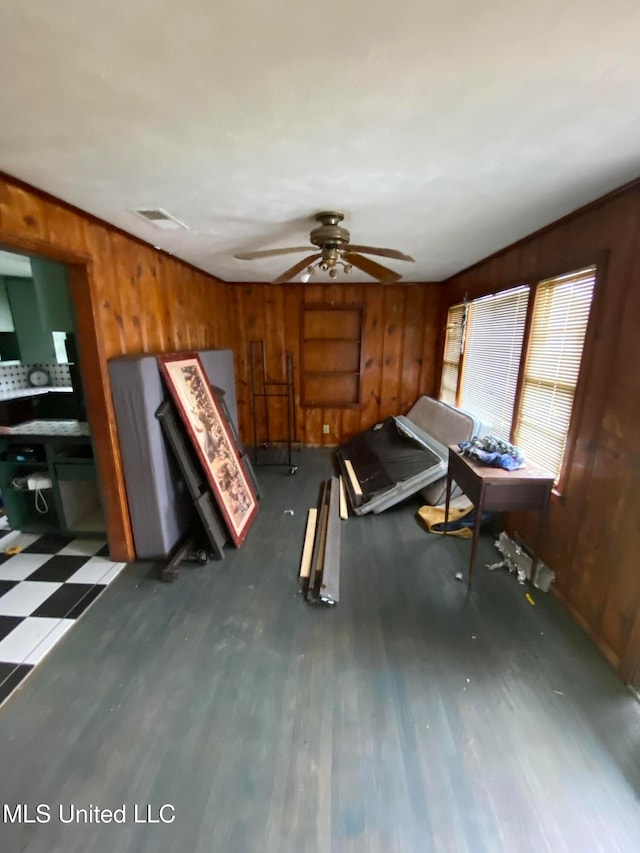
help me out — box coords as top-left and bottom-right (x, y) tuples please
(0, 232), (91, 265)
(67, 263), (134, 557)
(620, 611), (640, 685)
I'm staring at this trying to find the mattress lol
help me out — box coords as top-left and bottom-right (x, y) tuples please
(405, 397), (486, 506)
(108, 350), (237, 559)
(337, 397), (484, 515)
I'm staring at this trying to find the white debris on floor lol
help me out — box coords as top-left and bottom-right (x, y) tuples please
(491, 531), (556, 591)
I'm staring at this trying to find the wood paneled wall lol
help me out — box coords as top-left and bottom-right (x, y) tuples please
(229, 281), (442, 447)
(0, 174), (232, 561)
(442, 181), (640, 681)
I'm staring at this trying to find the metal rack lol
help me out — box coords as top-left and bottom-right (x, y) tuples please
(155, 390), (261, 582)
(250, 339), (300, 474)
(156, 399), (228, 580)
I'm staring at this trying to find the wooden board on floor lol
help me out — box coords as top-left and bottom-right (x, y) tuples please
(299, 508), (318, 580)
(343, 459), (362, 498)
(320, 477), (340, 605)
(339, 475), (348, 520)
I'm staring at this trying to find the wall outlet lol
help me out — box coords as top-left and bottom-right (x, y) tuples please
(322, 424), (330, 434)
(27, 472), (52, 490)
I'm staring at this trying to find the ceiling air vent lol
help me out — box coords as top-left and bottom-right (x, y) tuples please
(131, 208), (188, 230)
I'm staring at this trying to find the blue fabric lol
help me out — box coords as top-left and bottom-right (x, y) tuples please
(459, 436), (526, 470)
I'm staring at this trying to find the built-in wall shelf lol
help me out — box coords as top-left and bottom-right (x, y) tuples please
(301, 305), (364, 409)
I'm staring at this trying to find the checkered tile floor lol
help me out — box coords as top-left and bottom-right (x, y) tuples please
(0, 530), (126, 707)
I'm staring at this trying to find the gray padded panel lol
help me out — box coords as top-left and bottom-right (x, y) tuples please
(405, 397), (478, 447)
(108, 350), (237, 559)
(197, 349), (238, 433)
(405, 397), (489, 506)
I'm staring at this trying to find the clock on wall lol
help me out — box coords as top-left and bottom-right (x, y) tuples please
(27, 367), (52, 388)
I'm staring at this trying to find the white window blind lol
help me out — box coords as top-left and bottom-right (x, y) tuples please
(515, 267), (595, 481)
(459, 286), (529, 441)
(439, 303), (464, 405)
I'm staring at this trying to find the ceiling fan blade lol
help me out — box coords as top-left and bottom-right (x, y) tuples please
(344, 253), (402, 284)
(347, 245), (415, 263)
(234, 246), (311, 260)
(272, 254), (321, 284)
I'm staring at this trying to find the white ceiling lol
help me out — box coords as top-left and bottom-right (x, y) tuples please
(1, 0), (640, 284)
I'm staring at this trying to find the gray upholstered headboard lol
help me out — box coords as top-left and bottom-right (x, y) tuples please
(405, 396), (487, 506)
(108, 349), (237, 559)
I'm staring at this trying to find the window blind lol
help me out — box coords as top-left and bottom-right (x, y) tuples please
(440, 303), (465, 406)
(458, 286), (529, 441)
(516, 267), (595, 480)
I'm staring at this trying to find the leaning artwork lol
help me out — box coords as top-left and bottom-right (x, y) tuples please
(157, 352), (258, 546)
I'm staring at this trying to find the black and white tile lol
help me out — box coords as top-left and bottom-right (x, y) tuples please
(0, 530), (126, 706)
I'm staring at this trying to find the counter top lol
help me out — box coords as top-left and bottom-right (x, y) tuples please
(1, 419), (90, 437)
(0, 386), (74, 402)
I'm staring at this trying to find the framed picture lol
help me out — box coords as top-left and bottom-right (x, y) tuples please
(157, 352), (258, 546)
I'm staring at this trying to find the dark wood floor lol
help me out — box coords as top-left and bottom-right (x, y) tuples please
(1, 449), (639, 853)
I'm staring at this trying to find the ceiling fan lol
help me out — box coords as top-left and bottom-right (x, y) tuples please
(234, 211), (415, 284)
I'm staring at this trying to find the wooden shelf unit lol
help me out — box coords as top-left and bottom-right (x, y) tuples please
(301, 304), (364, 409)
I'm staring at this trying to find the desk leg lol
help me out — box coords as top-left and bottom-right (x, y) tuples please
(444, 471), (452, 531)
(468, 486), (484, 588)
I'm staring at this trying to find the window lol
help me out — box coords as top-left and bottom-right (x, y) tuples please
(440, 287), (529, 441)
(440, 266), (595, 482)
(440, 303), (464, 406)
(514, 267), (595, 481)
(459, 287), (529, 441)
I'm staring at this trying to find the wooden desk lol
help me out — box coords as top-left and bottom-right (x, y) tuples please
(444, 445), (555, 587)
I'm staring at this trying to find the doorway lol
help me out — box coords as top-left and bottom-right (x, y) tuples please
(0, 247), (106, 537)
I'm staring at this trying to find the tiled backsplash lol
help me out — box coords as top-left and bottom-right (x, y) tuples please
(0, 363), (72, 392)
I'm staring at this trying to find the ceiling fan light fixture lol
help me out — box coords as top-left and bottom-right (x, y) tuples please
(300, 265), (316, 283)
(234, 210), (415, 284)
